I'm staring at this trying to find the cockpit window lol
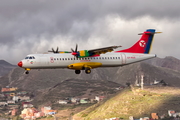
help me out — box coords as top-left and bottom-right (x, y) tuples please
(25, 56), (35, 59)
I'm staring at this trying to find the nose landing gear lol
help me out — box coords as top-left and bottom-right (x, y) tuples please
(24, 68), (31, 74)
(24, 71), (29, 74)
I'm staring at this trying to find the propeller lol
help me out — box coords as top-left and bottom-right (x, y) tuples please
(48, 47), (59, 53)
(71, 44), (78, 58)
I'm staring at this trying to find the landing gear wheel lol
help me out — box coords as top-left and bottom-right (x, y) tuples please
(25, 71), (29, 74)
(75, 70), (81, 74)
(85, 68), (91, 74)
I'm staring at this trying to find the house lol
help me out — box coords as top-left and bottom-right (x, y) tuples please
(1, 88), (10, 92)
(41, 106), (57, 115)
(12, 96), (19, 102)
(0, 101), (7, 106)
(17, 91), (28, 95)
(18, 96), (30, 101)
(47, 110), (57, 115)
(23, 103), (33, 108)
(20, 108), (39, 119)
(11, 109), (18, 116)
(95, 96), (105, 102)
(71, 97), (79, 103)
(7, 100), (15, 104)
(57, 100), (68, 104)
(34, 112), (45, 118)
(1, 87), (18, 92)
(80, 98), (90, 104)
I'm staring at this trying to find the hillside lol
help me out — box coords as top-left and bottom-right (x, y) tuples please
(32, 79), (122, 106)
(74, 86), (180, 120)
(113, 61), (180, 86)
(0, 60), (16, 77)
(145, 56), (180, 71)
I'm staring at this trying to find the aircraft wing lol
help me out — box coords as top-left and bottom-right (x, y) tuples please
(88, 45), (122, 55)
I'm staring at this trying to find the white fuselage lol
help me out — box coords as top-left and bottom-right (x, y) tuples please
(20, 52), (156, 69)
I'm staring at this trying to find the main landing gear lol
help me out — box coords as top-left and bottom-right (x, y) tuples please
(74, 67), (91, 74)
(75, 70), (81, 74)
(85, 67), (91, 74)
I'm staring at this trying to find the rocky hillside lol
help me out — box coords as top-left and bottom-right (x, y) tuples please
(145, 56), (180, 71)
(0, 60), (16, 77)
(32, 79), (122, 106)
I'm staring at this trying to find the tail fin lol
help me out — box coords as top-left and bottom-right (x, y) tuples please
(116, 29), (161, 54)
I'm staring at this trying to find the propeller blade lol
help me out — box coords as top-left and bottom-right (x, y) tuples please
(56, 47), (59, 53)
(71, 48), (75, 52)
(71, 44), (79, 58)
(75, 44), (78, 52)
(52, 48), (55, 53)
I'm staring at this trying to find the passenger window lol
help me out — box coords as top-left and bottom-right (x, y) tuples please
(25, 57), (28, 59)
(54, 58), (56, 60)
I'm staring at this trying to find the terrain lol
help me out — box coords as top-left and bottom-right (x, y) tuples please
(0, 60), (16, 77)
(73, 86), (180, 120)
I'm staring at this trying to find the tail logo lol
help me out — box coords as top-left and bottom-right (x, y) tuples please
(139, 40), (146, 47)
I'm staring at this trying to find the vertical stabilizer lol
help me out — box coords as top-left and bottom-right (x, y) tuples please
(116, 29), (160, 54)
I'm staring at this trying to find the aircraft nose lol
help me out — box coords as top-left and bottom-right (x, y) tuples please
(18, 61), (23, 67)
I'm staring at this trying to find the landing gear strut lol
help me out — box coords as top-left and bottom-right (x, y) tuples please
(24, 68), (30, 74)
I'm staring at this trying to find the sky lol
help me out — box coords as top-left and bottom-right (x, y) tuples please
(1, 0), (180, 64)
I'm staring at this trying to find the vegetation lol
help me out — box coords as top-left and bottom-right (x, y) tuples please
(75, 87), (180, 120)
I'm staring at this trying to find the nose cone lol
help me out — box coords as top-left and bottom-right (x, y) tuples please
(18, 61), (23, 67)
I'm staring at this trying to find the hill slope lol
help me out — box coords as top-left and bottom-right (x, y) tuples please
(0, 60), (16, 77)
(74, 86), (180, 120)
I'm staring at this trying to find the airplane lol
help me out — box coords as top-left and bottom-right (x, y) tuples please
(17, 29), (161, 74)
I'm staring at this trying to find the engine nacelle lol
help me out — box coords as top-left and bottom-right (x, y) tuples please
(72, 50), (94, 58)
